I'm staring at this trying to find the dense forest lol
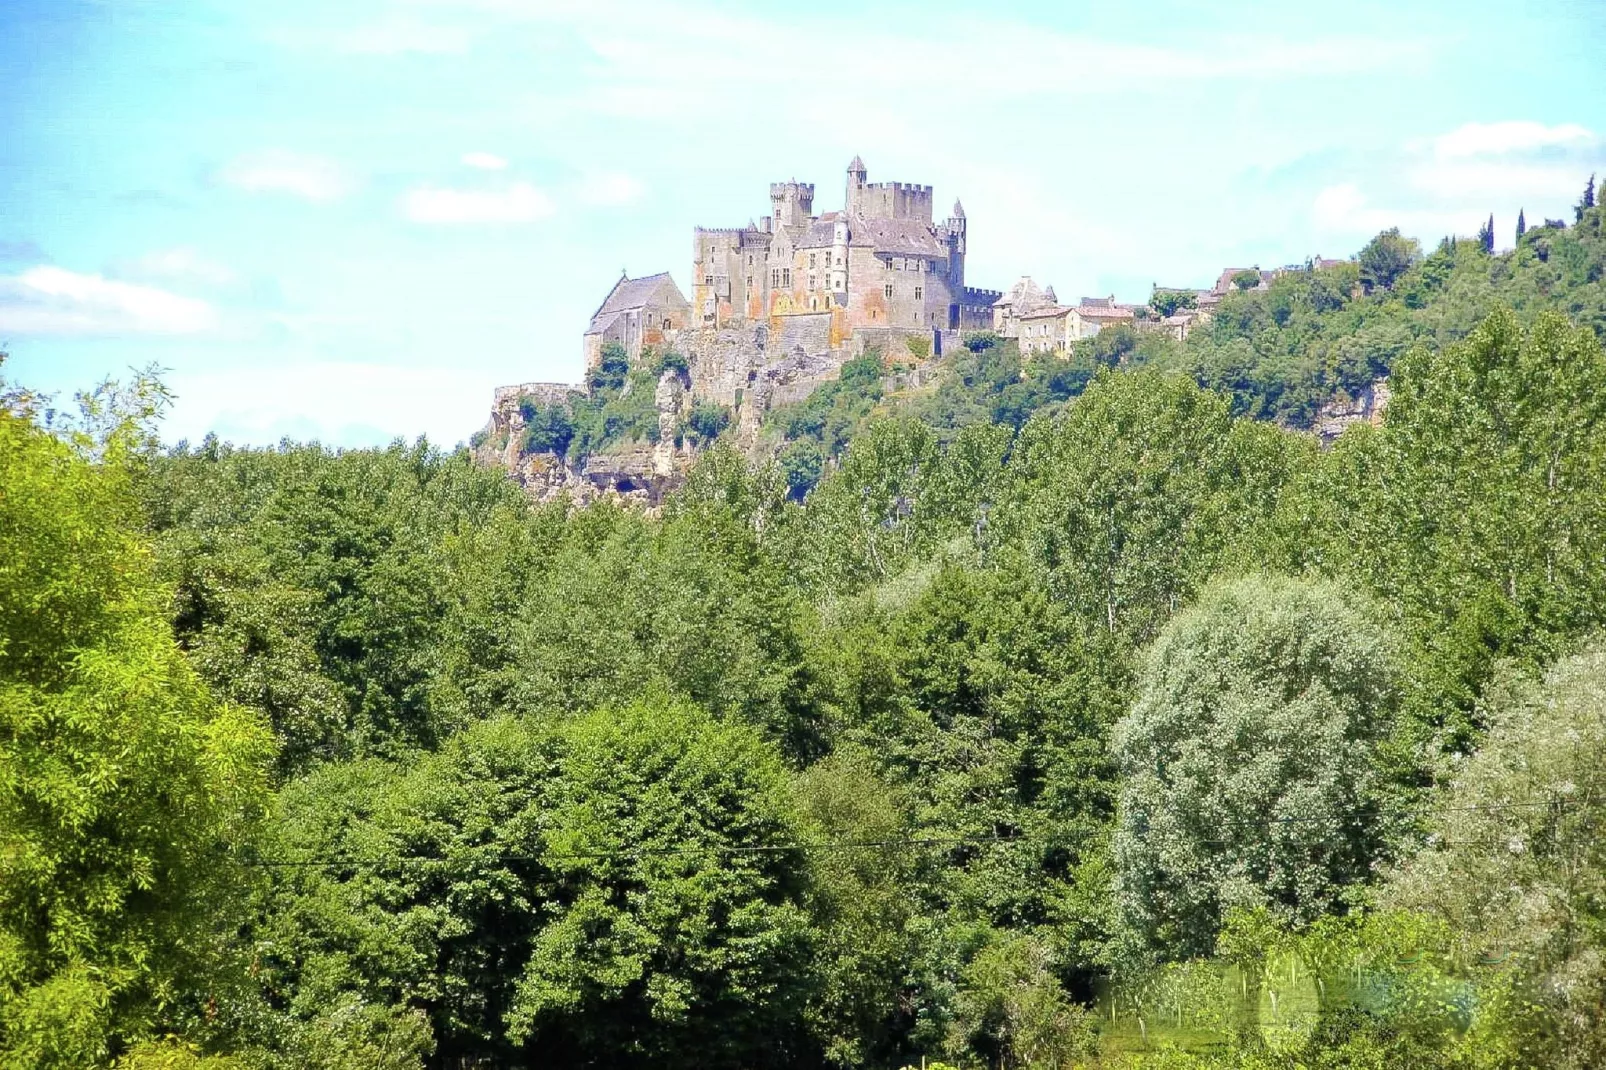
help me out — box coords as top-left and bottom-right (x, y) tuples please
(3, 202), (1606, 1069)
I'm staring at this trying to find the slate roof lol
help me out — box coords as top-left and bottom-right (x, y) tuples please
(799, 219), (839, 249)
(1074, 304), (1135, 320)
(849, 215), (947, 257)
(586, 272), (686, 333)
(848, 155), (867, 172)
(1019, 305), (1072, 320)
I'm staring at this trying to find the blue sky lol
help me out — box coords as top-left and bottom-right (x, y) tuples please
(3, 0), (1603, 447)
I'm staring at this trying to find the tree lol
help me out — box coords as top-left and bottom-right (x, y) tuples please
(1477, 213), (1495, 254)
(1516, 207), (1527, 241)
(0, 399), (274, 1067)
(257, 700), (818, 1070)
(1384, 640), (1606, 1068)
(1151, 289), (1197, 317)
(1357, 227), (1420, 292)
(1109, 575), (1399, 967)
(1284, 309), (1606, 743)
(1577, 173), (1597, 222)
(1230, 269), (1261, 292)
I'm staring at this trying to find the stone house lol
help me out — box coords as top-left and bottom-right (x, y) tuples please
(582, 272), (691, 369)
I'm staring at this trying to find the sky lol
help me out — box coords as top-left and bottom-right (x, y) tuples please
(2, 0), (1604, 447)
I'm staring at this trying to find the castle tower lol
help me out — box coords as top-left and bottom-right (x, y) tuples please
(846, 155), (867, 216)
(946, 199), (967, 285)
(769, 179), (814, 230)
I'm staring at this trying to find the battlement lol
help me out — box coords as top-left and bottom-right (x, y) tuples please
(962, 287), (1003, 304)
(769, 181), (816, 198)
(695, 227), (750, 236)
(864, 182), (933, 195)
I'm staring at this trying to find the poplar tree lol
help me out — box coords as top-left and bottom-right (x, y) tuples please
(1516, 207), (1527, 241)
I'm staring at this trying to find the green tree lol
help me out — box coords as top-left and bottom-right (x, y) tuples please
(0, 395), (274, 1067)
(1576, 173), (1596, 222)
(1357, 227), (1420, 292)
(1516, 207), (1526, 241)
(1477, 214), (1495, 254)
(1283, 309), (1606, 742)
(1151, 289), (1198, 317)
(1231, 269), (1261, 292)
(257, 701), (817, 1069)
(1110, 575), (1399, 966)
(1383, 640), (1606, 1069)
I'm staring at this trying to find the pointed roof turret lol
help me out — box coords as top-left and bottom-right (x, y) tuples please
(951, 199), (965, 219)
(847, 154), (867, 174)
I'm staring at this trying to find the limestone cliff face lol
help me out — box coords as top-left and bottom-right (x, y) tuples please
(474, 372), (695, 506)
(1312, 378), (1391, 444)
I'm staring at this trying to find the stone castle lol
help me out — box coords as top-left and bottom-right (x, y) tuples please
(583, 157), (999, 374)
(479, 156), (1363, 500)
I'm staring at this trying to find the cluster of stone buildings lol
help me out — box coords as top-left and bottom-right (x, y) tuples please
(582, 157), (1003, 376)
(484, 156), (1359, 498)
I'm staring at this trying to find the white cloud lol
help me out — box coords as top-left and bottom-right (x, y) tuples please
(402, 182), (555, 223)
(1312, 182), (1488, 243)
(461, 151), (509, 170)
(120, 247), (240, 289)
(1433, 121), (1596, 159)
(578, 172), (644, 206)
(0, 266), (217, 336)
(164, 362), (490, 448)
(217, 150), (354, 202)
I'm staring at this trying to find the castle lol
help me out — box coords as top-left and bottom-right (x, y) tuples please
(482, 155), (1360, 501)
(583, 157), (1000, 373)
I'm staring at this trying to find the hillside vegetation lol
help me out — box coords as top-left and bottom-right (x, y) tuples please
(3, 207), (1605, 1069)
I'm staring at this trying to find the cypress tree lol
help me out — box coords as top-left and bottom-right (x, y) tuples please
(1578, 174), (1596, 222)
(1516, 208), (1526, 241)
(1477, 214), (1495, 254)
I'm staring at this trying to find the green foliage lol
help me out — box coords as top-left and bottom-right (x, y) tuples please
(255, 700), (816, 1069)
(1358, 228), (1420, 293)
(1382, 640), (1606, 1068)
(1151, 289), (1198, 317)
(764, 354), (886, 459)
(1231, 269), (1262, 292)
(680, 399), (731, 446)
(1281, 309), (1606, 742)
(0, 404), (274, 1067)
(517, 394), (576, 455)
(650, 347), (690, 377)
(1110, 576), (1399, 967)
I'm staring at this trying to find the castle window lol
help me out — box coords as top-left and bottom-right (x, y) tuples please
(704, 275), (713, 285)
(783, 268), (791, 287)
(809, 253), (816, 269)
(885, 283), (893, 299)
(808, 275), (816, 290)
(914, 286), (922, 301)
(772, 269), (780, 288)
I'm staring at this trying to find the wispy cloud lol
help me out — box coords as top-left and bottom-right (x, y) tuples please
(165, 361), (490, 447)
(577, 172), (644, 206)
(1310, 120), (1603, 248)
(402, 182), (555, 223)
(116, 247), (240, 289)
(1432, 121), (1596, 159)
(461, 151), (509, 170)
(0, 266), (218, 336)
(217, 150), (355, 202)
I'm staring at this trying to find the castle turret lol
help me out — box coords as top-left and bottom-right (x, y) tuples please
(946, 199), (967, 283)
(846, 155), (867, 216)
(769, 179), (814, 230)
